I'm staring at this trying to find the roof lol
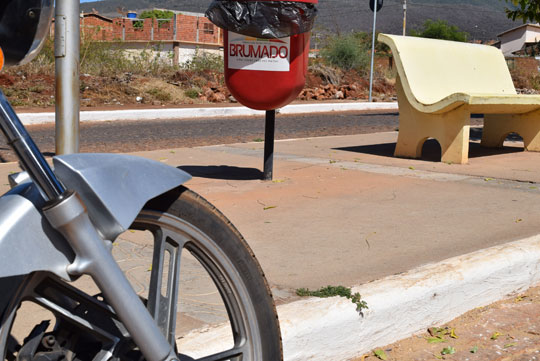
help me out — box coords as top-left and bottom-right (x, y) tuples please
(497, 23), (540, 38)
(81, 13), (114, 22)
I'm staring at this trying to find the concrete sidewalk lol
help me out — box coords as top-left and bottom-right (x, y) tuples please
(1, 130), (539, 360)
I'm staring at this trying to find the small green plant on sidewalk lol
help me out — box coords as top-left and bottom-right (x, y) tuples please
(296, 285), (368, 312)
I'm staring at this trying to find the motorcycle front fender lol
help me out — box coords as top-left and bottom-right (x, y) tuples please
(0, 153), (191, 280)
(53, 153), (192, 241)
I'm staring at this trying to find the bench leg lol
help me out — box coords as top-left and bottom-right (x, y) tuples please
(396, 98), (470, 164)
(483, 112), (540, 151)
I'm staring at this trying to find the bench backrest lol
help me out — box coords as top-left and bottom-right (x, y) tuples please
(378, 34), (517, 106)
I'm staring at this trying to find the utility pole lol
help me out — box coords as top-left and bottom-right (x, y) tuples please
(402, 0), (407, 36)
(368, 1), (378, 102)
(55, 0), (80, 155)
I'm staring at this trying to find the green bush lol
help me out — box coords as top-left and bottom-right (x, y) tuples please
(184, 87), (201, 99)
(320, 33), (370, 72)
(410, 19), (469, 42)
(146, 87), (172, 102)
(79, 40), (177, 77)
(181, 50), (223, 73)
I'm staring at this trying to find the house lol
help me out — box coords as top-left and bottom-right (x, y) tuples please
(52, 11), (224, 65)
(497, 23), (540, 56)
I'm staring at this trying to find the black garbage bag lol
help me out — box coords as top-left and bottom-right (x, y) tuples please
(206, 1), (318, 39)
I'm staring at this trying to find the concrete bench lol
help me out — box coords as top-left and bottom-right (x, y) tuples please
(378, 33), (540, 164)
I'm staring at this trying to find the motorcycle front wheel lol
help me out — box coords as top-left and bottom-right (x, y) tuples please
(3, 186), (282, 361)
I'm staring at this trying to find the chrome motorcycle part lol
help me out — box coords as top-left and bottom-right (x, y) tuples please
(8, 171), (30, 189)
(43, 191), (175, 361)
(1, 187), (283, 361)
(0, 0), (54, 66)
(0, 90), (65, 200)
(0, 184), (73, 280)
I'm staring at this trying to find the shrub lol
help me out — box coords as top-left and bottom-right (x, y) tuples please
(320, 33), (370, 72)
(181, 50), (223, 73)
(184, 87), (202, 99)
(146, 87), (172, 102)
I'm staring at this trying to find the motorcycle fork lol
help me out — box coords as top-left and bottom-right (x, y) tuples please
(0, 91), (177, 361)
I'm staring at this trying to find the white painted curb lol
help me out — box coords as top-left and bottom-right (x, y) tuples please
(176, 234), (540, 360)
(18, 102), (398, 125)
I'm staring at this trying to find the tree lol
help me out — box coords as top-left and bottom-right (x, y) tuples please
(139, 10), (174, 28)
(410, 20), (469, 42)
(503, 0), (540, 23)
(139, 10), (174, 20)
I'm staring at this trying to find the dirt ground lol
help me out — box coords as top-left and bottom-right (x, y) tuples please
(0, 64), (397, 109)
(352, 286), (540, 361)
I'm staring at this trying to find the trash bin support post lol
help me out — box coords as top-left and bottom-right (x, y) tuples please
(263, 110), (276, 181)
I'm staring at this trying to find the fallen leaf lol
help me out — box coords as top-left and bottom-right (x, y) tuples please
(470, 346), (478, 353)
(504, 343), (517, 348)
(441, 346), (456, 355)
(263, 206), (277, 210)
(484, 177), (493, 181)
(426, 337), (447, 344)
(373, 349), (388, 360)
(515, 218), (523, 223)
(450, 329), (458, 339)
(409, 166), (415, 170)
(491, 332), (502, 340)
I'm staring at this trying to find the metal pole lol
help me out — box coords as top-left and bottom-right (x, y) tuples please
(403, 0), (407, 36)
(368, 3), (378, 102)
(55, 0), (80, 155)
(263, 110), (276, 181)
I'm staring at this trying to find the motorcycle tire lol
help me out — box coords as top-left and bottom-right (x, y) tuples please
(137, 186), (283, 361)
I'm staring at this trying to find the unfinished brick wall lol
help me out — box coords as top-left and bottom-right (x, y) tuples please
(81, 15), (115, 41)
(78, 12), (223, 46)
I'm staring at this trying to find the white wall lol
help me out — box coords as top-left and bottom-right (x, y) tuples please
(177, 44), (223, 65)
(500, 25), (540, 56)
(500, 27), (527, 55)
(113, 42), (223, 66)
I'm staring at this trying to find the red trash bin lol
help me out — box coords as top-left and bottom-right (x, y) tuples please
(223, 0), (318, 111)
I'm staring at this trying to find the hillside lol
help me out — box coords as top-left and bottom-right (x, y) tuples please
(80, 0), (520, 41)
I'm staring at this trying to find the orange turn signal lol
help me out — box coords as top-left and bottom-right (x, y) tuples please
(0, 48), (4, 71)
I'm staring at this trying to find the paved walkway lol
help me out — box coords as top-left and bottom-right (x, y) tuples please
(2, 129), (540, 360)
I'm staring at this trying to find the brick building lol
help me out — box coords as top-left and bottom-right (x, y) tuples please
(54, 10), (224, 65)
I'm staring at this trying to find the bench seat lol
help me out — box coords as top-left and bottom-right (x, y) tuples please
(379, 33), (540, 164)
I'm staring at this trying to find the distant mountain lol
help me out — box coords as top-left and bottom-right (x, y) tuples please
(80, 0), (521, 41)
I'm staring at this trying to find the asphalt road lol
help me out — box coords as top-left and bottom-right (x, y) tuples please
(0, 111), (400, 162)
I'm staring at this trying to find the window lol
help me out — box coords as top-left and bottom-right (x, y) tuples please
(203, 23), (214, 35)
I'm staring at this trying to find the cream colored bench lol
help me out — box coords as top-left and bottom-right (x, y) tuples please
(378, 33), (540, 164)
